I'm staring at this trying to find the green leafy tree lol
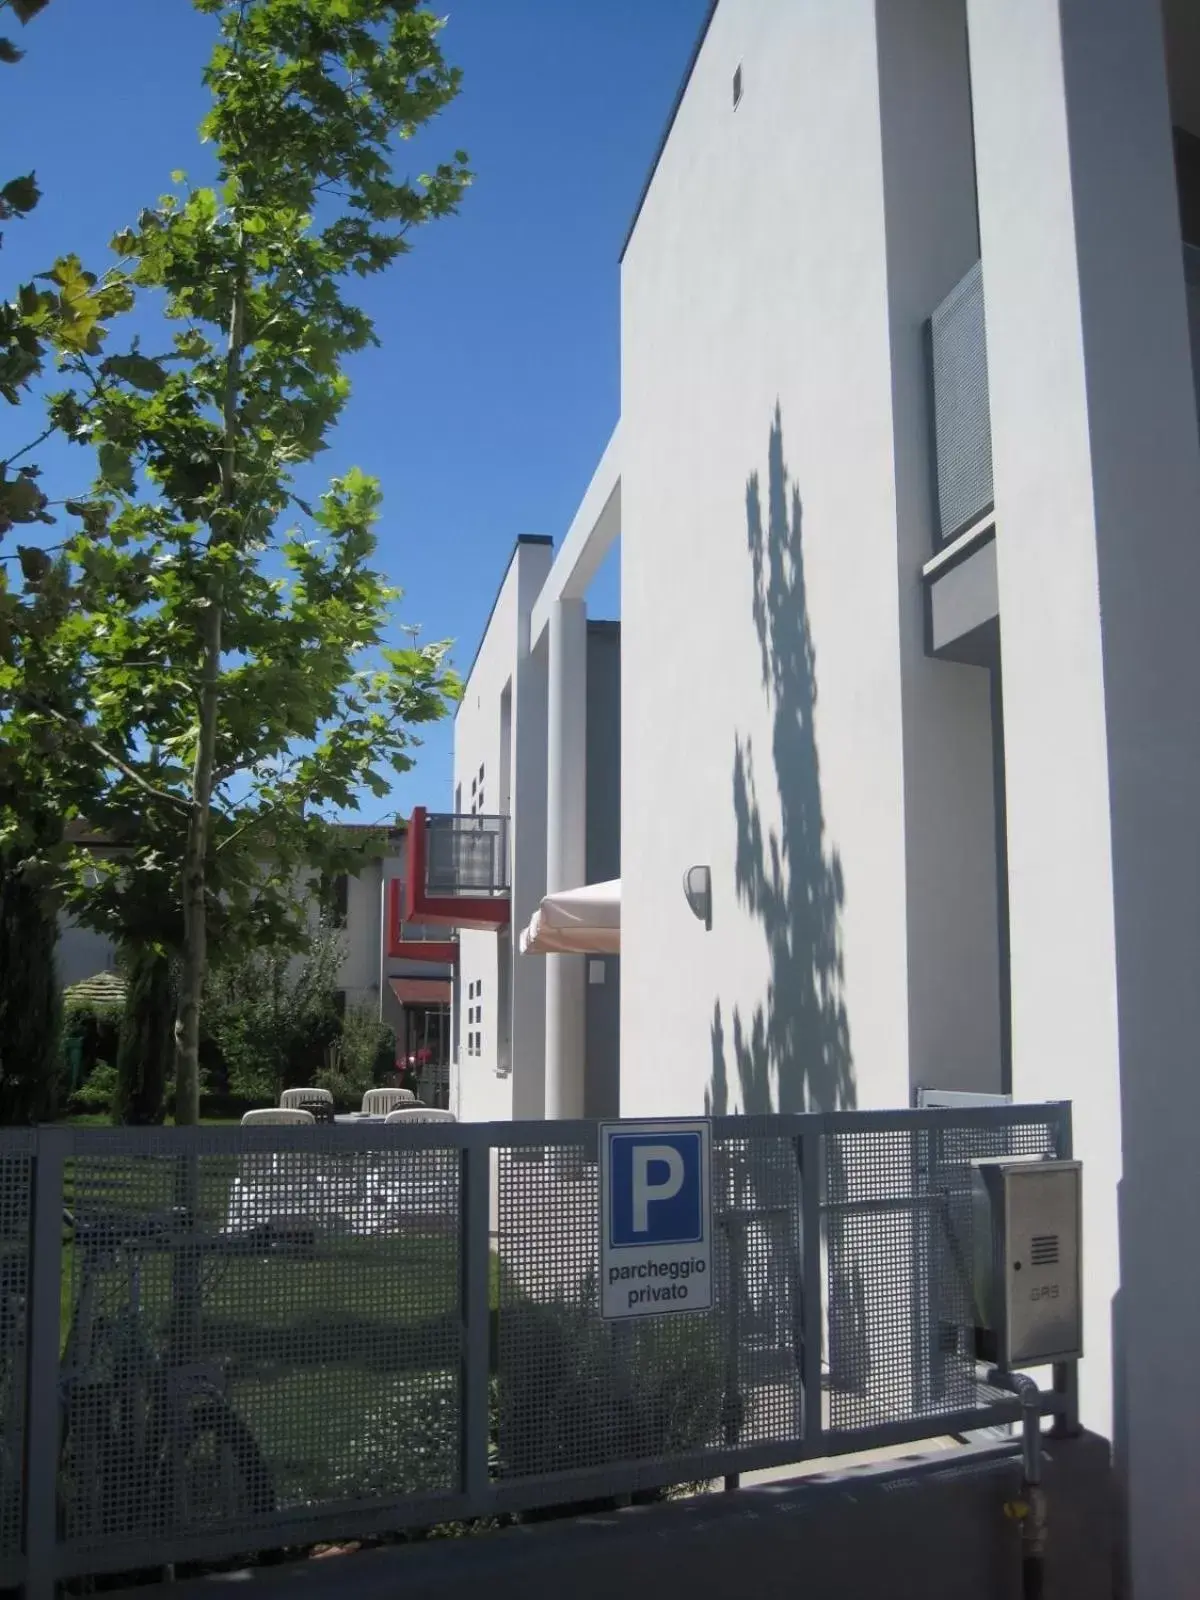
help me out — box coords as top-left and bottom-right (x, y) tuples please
(2, 0), (132, 530)
(204, 919), (346, 1104)
(6, 0), (468, 1122)
(0, 0), (138, 1126)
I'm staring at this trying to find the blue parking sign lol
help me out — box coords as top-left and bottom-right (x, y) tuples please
(608, 1131), (703, 1246)
(599, 1120), (712, 1320)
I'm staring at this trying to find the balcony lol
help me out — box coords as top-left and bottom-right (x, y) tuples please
(385, 879), (459, 963)
(928, 258), (994, 548)
(402, 807), (511, 931)
(923, 259), (999, 668)
(929, 247), (1200, 555)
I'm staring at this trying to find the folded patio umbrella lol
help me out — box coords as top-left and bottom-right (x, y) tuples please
(518, 879), (620, 955)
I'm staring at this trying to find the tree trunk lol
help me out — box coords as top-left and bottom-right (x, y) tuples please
(116, 944), (173, 1125)
(0, 851), (62, 1124)
(172, 248), (245, 1125)
(173, 603), (221, 1125)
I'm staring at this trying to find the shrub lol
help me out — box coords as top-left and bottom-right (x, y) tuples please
(497, 1294), (723, 1482)
(62, 973), (125, 1113)
(70, 1062), (120, 1115)
(319, 1375), (503, 1540)
(314, 1005), (394, 1108)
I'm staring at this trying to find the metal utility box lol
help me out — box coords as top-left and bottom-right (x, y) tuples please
(971, 1157), (1082, 1369)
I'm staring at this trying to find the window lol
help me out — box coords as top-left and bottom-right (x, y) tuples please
(319, 872), (349, 929)
(465, 979), (483, 1055)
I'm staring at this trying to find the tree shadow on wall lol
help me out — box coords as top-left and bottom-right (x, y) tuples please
(707, 405), (855, 1118)
(707, 406), (866, 1397)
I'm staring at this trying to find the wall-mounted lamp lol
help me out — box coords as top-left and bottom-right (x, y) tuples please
(683, 865), (712, 932)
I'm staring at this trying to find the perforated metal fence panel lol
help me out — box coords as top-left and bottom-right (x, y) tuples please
(495, 1136), (723, 1481)
(824, 1113), (1063, 1434)
(496, 1129), (812, 1485)
(929, 258), (994, 544)
(5, 1107), (1072, 1594)
(710, 1130), (805, 1453)
(57, 1128), (462, 1564)
(0, 1132), (34, 1580)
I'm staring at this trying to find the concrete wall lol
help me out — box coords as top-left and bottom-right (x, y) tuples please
(620, 0), (998, 1117)
(584, 622), (621, 1119)
(453, 538), (553, 1123)
(57, 918), (118, 989)
(144, 1431), (1115, 1600)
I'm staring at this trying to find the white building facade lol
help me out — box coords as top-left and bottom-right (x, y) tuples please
(410, 3), (1200, 1590)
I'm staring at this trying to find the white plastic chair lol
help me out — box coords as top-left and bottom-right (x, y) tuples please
(280, 1087), (333, 1111)
(361, 1087), (415, 1117)
(234, 1107), (317, 1221)
(383, 1107), (458, 1220)
(241, 1107), (316, 1126)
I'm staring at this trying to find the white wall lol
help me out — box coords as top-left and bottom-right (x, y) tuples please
(57, 918), (117, 989)
(452, 539), (553, 1122)
(875, 0), (1002, 1099)
(968, 0), (1200, 1579)
(339, 856), (383, 1007)
(621, 0), (990, 1117)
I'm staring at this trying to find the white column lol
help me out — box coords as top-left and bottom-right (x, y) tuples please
(544, 597), (588, 1118)
(968, 1), (1200, 1592)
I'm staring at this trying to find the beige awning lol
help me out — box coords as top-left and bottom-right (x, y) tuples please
(519, 879), (620, 955)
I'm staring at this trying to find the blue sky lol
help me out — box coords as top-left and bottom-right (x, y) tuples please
(3, 0), (709, 818)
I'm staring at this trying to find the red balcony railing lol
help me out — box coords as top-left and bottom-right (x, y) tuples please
(386, 879), (459, 962)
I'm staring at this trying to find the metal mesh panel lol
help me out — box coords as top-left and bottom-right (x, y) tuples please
(1185, 244), (1200, 432)
(0, 1108), (1073, 1582)
(711, 1134), (805, 1452)
(59, 1131), (461, 1555)
(426, 814), (509, 895)
(825, 1116), (1060, 1433)
(0, 1135), (33, 1564)
(495, 1134), (807, 1483)
(929, 258), (993, 543)
(495, 1138), (724, 1480)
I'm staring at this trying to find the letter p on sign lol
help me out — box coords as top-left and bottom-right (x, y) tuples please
(632, 1145), (684, 1232)
(606, 1127), (706, 1249)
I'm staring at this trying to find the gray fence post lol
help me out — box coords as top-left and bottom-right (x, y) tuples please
(799, 1124), (824, 1453)
(460, 1140), (492, 1510)
(26, 1127), (67, 1600)
(1050, 1104), (1081, 1436)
